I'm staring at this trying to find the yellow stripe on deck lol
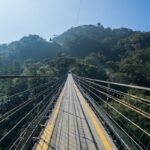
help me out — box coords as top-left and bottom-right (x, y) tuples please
(35, 85), (66, 150)
(74, 83), (113, 150)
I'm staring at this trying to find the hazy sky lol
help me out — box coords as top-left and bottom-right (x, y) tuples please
(0, 0), (150, 43)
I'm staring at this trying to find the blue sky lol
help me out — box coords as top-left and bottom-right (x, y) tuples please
(0, 0), (150, 43)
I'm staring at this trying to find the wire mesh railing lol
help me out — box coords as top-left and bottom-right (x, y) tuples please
(0, 75), (66, 149)
(73, 74), (150, 150)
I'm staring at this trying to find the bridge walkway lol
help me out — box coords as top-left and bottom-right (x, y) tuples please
(35, 74), (117, 150)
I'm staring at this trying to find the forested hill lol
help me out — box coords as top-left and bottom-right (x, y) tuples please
(0, 24), (150, 86)
(1, 24), (150, 63)
(54, 24), (134, 59)
(0, 35), (62, 63)
(54, 24), (150, 60)
(54, 24), (133, 45)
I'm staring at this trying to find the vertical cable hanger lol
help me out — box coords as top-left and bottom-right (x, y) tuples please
(76, 0), (82, 26)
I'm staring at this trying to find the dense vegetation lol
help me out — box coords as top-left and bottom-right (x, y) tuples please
(54, 24), (150, 87)
(1, 23), (150, 86)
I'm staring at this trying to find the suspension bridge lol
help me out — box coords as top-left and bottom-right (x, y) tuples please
(0, 73), (149, 150)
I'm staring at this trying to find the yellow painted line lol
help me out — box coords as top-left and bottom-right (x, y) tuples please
(35, 84), (66, 150)
(73, 82), (113, 150)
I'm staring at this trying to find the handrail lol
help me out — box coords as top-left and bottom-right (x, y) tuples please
(73, 74), (150, 91)
(0, 75), (52, 79)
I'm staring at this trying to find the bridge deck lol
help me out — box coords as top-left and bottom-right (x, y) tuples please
(35, 74), (117, 150)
